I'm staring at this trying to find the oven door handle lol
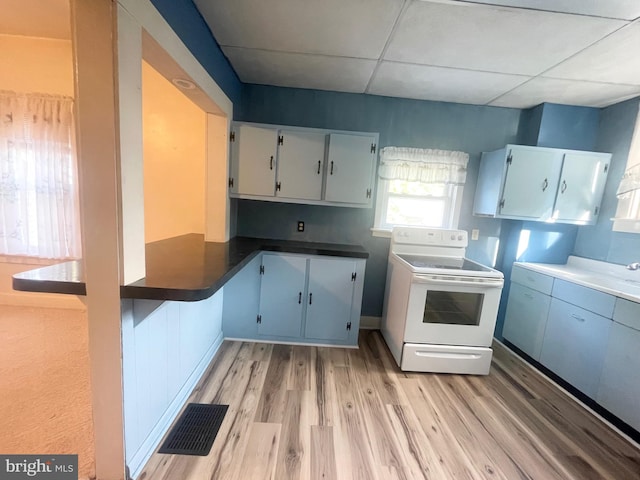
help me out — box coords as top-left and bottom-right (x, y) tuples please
(412, 275), (503, 288)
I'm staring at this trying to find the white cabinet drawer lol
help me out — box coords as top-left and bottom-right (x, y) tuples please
(540, 298), (611, 399)
(511, 265), (554, 295)
(401, 343), (492, 375)
(552, 279), (615, 318)
(613, 298), (640, 332)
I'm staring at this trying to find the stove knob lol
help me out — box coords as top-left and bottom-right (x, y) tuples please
(458, 235), (463, 241)
(450, 234), (455, 240)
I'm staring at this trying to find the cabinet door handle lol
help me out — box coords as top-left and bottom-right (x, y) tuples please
(523, 293), (534, 299)
(298, 292), (302, 304)
(317, 160), (321, 175)
(270, 156), (274, 170)
(330, 161), (334, 175)
(542, 178), (548, 192)
(570, 313), (585, 322)
(309, 292), (313, 305)
(561, 180), (567, 193)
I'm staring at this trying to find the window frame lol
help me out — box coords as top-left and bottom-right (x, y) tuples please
(372, 177), (464, 237)
(612, 105), (640, 234)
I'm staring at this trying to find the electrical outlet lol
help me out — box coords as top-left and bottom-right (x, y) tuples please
(471, 229), (480, 241)
(297, 221), (305, 232)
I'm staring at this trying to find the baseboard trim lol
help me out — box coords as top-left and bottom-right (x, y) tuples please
(359, 316), (381, 330)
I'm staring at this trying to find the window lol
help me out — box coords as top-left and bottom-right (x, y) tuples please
(373, 147), (468, 233)
(613, 104), (640, 233)
(0, 91), (81, 258)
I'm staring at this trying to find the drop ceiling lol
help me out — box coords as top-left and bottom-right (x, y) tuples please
(194, 0), (640, 109)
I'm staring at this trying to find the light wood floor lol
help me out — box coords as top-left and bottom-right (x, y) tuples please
(139, 330), (640, 480)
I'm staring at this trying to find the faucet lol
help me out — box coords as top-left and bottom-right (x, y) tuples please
(627, 262), (640, 270)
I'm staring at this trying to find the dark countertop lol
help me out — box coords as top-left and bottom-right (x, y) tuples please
(12, 234), (369, 301)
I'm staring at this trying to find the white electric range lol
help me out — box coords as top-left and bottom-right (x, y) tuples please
(381, 226), (504, 375)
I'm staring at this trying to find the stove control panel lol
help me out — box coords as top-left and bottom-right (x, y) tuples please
(392, 227), (468, 247)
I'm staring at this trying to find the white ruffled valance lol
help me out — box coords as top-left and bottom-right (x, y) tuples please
(378, 147), (469, 185)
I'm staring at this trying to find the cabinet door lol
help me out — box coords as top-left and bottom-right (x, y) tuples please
(305, 257), (355, 341)
(597, 322), (640, 432)
(325, 134), (376, 205)
(222, 253), (262, 339)
(277, 131), (325, 200)
(258, 254), (307, 337)
(503, 282), (551, 360)
(230, 124), (277, 196)
(500, 146), (563, 219)
(539, 298), (611, 398)
(552, 152), (610, 224)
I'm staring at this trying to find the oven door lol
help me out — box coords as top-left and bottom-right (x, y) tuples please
(404, 274), (503, 347)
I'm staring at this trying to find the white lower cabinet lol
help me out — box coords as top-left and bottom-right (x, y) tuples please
(305, 257), (357, 341)
(596, 299), (640, 432)
(256, 253), (364, 345)
(223, 252), (366, 346)
(505, 263), (640, 436)
(258, 254), (307, 338)
(539, 298), (611, 398)
(503, 282), (551, 360)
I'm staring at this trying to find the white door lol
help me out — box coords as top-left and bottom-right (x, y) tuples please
(553, 152), (610, 224)
(500, 146), (563, 219)
(230, 124), (277, 196)
(305, 257), (355, 341)
(597, 322), (640, 432)
(325, 133), (376, 205)
(539, 298), (611, 398)
(258, 254), (307, 338)
(503, 283), (551, 360)
(277, 131), (325, 200)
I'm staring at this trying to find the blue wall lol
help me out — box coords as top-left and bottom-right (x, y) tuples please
(235, 85), (521, 316)
(536, 103), (600, 151)
(574, 97), (640, 264)
(149, 0), (242, 105)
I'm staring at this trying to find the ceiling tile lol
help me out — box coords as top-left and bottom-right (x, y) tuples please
(543, 23), (640, 85)
(222, 48), (377, 93)
(368, 62), (529, 105)
(194, 0), (404, 59)
(455, 0), (640, 21)
(384, 1), (625, 76)
(489, 77), (640, 108)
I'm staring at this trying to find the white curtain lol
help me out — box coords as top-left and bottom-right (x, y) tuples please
(0, 91), (81, 258)
(378, 146), (469, 185)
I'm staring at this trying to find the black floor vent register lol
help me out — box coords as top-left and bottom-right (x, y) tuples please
(158, 403), (229, 456)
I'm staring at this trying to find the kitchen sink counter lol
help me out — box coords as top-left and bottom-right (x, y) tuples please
(12, 234), (369, 301)
(516, 256), (640, 304)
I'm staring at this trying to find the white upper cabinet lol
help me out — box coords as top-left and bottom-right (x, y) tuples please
(277, 131), (325, 201)
(473, 144), (611, 225)
(229, 122), (378, 208)
(500, 146), (564, 219)
(325, 133), (376, 205)
(552, 152), (610, 224)
(230, 124), (277, 196)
